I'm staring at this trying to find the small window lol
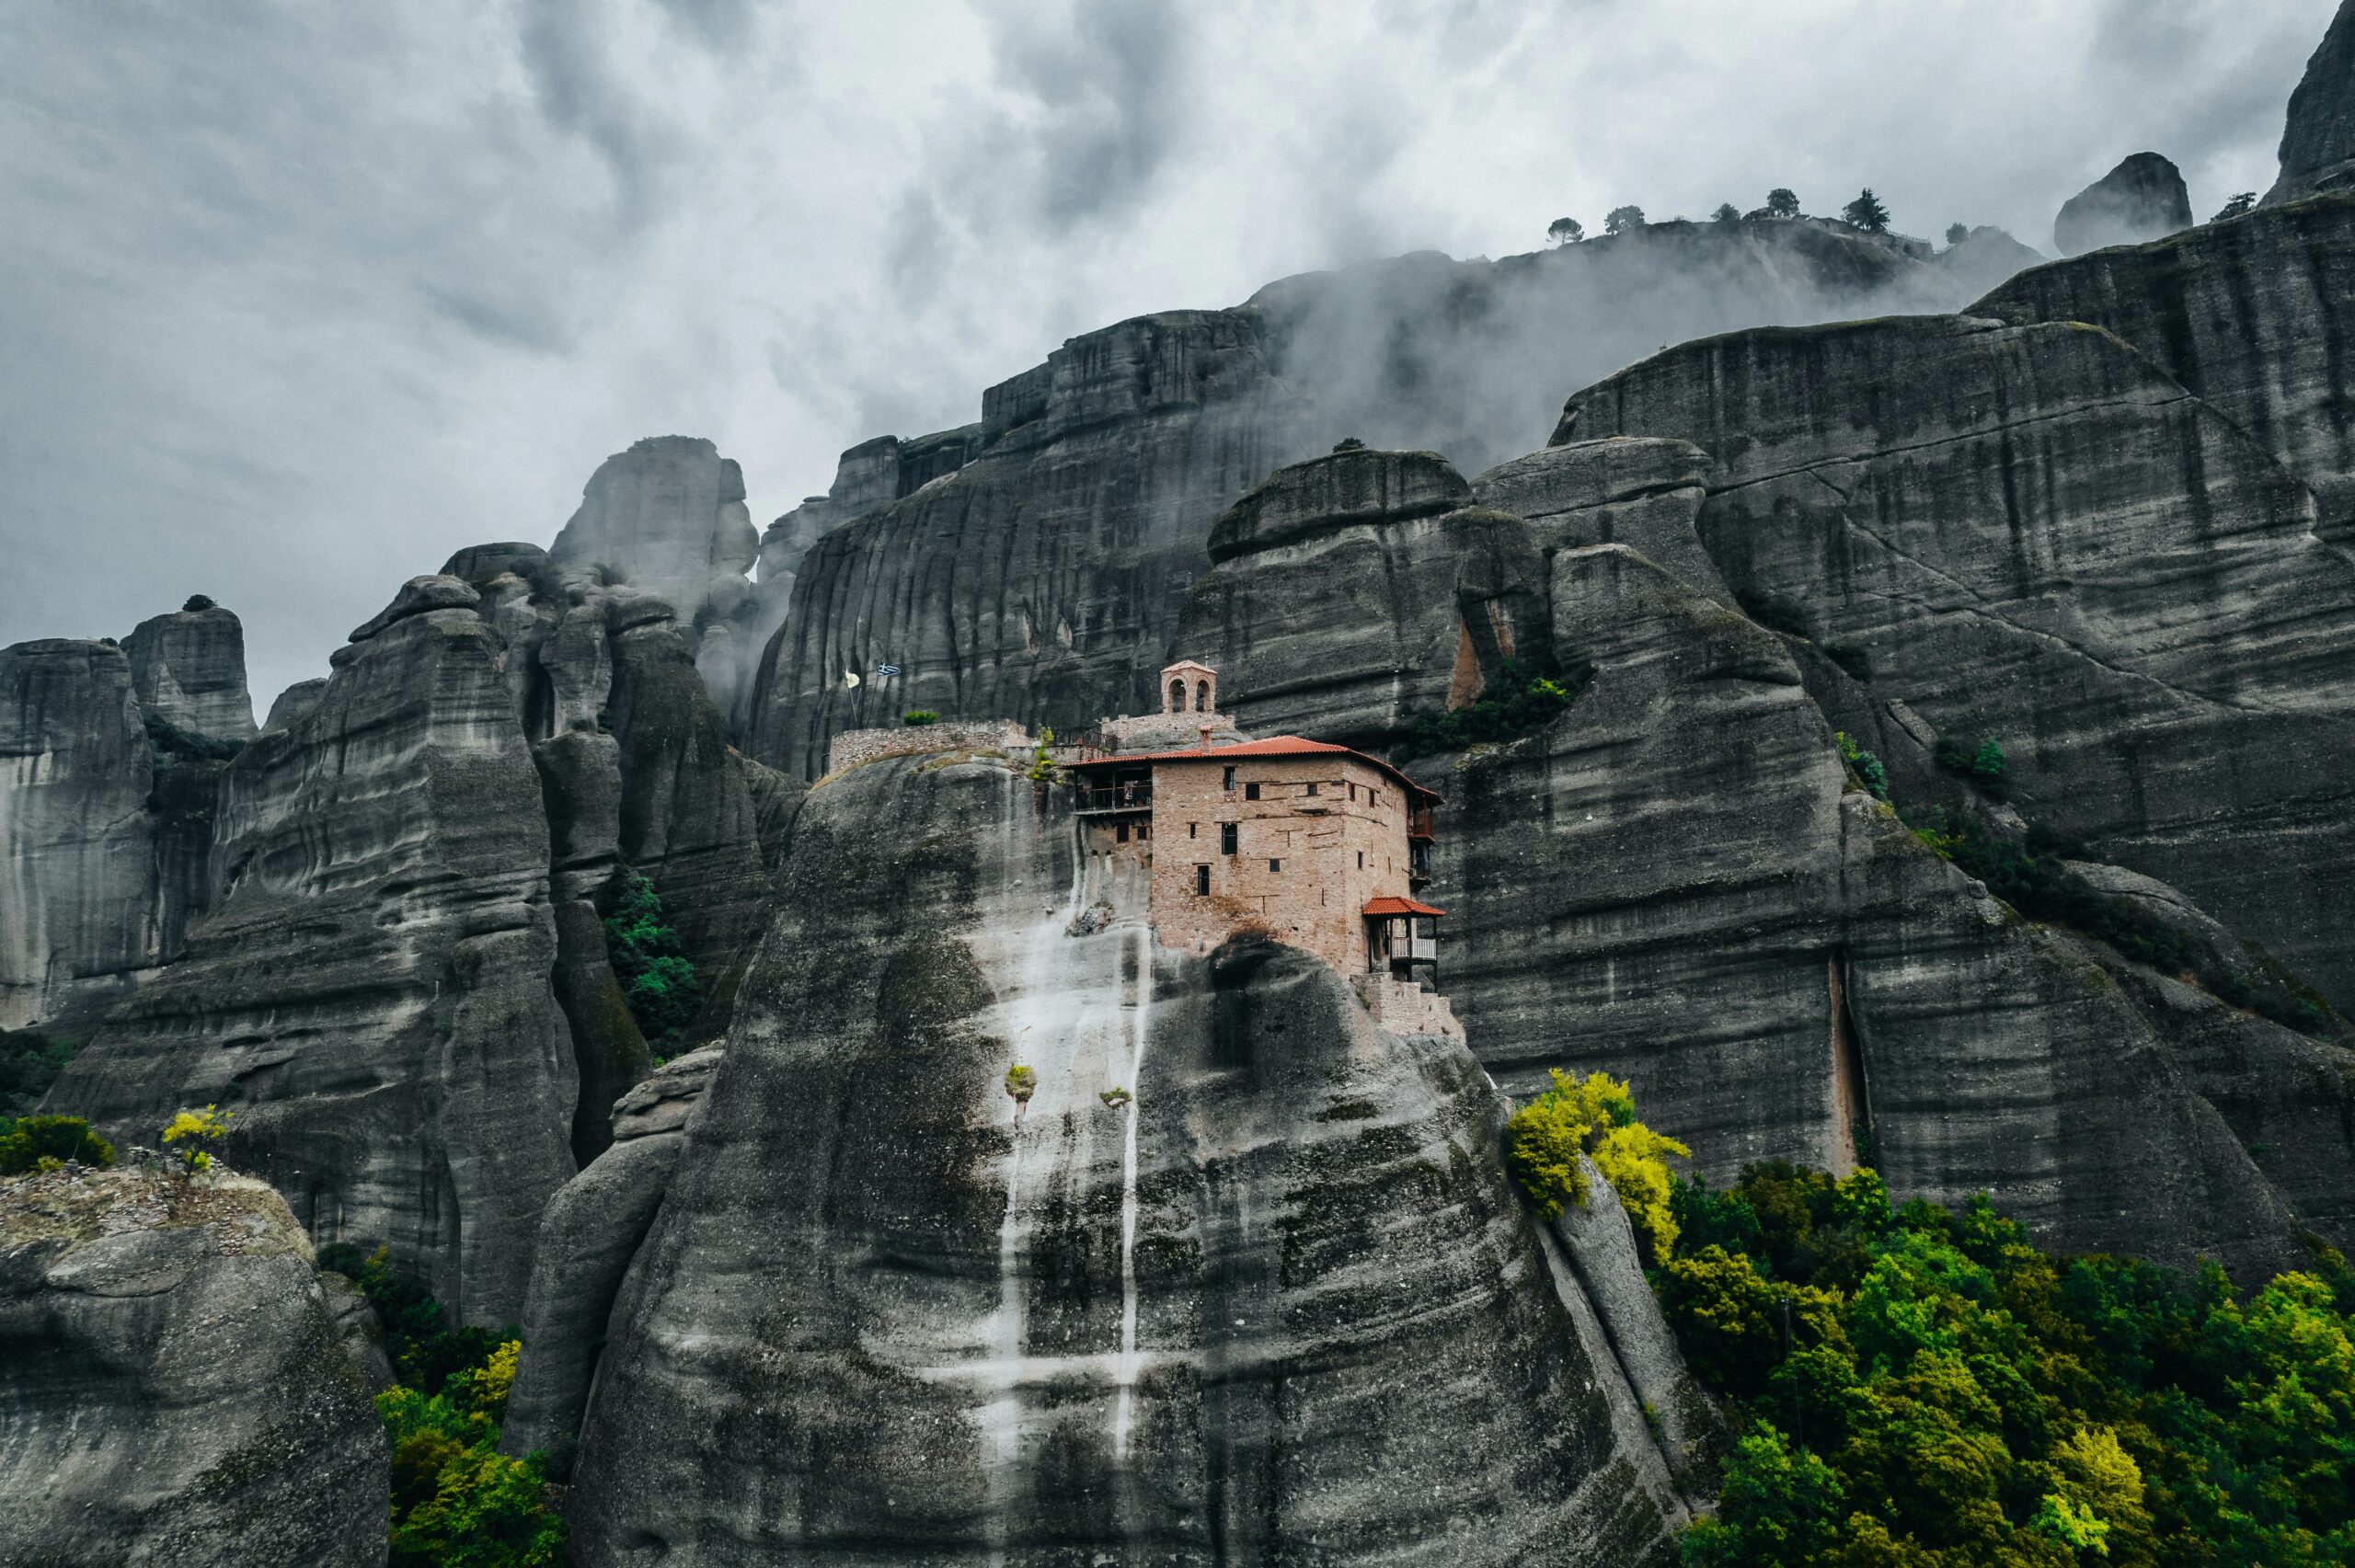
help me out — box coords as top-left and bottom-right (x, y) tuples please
(1371, 790), (1380, 808)
(1221, 823), (1237, 854)
(1189, 821), (1198, 839)
(1115, 821), (1129, 843)
(1137, 822), (1149, 841)
(1223, 765), (1236, 790)
(1349, 782), (1357, 801)
(1305, 782), (1318, 796)
(1196, 864), (1211, 895)
(1357, 850), (1364, 869)
(1269, 858), (1281, 873)
(1245, 782), (1261, 801)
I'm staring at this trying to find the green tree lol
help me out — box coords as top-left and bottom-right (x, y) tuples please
(1766, 188), (1801, 219)
(1843, 189), (1891, 232)
(1547, 216), (1584, 245)
(602, 871), (702, 1045)
(1970, 737), (2006, 784)
(0, 1115), (114, 1174)
(2213, 192), (2257, 222)
(1504, 1069), (1691, 1259)
(162, 1104), (230, 1173)
(1605, 204), (1647, 235)
(1946, 223), (1970, 246)
(1713, 202), (1742, 224)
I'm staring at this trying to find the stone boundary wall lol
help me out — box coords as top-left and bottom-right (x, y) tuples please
(826, 720), (1029, 776)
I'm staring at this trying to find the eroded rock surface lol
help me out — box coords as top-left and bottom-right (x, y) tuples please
(0, 1164), (386, 1567)
(45, 592), (580, 1325)
(2269, 0), (2355, 204)
(1554, 312), (2355, 1010)
(1974, 192), (2355, 535)
(2052, 152), (2193, 254)
(122, 599), (258, 742)
(563, 751), (1681, 1563)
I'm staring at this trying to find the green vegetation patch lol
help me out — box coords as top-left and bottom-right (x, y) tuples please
(317, 1243), (562, 1565)
(0, 1114), (114, 1174)
(0, 1028), (81, 1118)
(601, 869), (702, 1048)
(1398, 658), (1579, 761)
(1505, 1069), (1689, 1262)
(1661, 1161), (2355, 1565)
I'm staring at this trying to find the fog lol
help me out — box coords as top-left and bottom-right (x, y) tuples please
(0, 0), (2331, 704)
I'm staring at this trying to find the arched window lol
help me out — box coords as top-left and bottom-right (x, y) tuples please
(1169, 678), (1185, 713)
(1195, 680), (1210, 712)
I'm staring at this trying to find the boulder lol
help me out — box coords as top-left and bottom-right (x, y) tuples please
(121, 600), (258, 742)
(1931, 224), (2044, 297)
(348, 574), (480, 641)
(2052, 152), (2193, 255)
(559, 751), (1683, 1563)
(1206, 446), (1470, 563)
(0, 1164), (386, 1566)
(260, 678), (327, 732)
(2268, 0), (2355, 204)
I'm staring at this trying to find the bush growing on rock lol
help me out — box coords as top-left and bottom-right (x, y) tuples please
(0, 1114), (115, 1174)
(1659, 1158), (2355, 1565)
(1505, 1069), (1690, 1260)
(1833, 732), (1889, 801)
(0, 1028), (80, 1116)
(2214, 191), (2257, 222)
(1947, 222), (1970, 246)
(902, 709), (939, 727)
(162, 1103), (229, 1172)
(1398, 658), (1577, 760)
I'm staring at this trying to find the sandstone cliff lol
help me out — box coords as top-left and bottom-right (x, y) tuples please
(2268, 0), (2355, 204)
(0, 1163), (387, 1566)
(2051, 152), (2192, 255)
(1554, 312), (2355, 1013)
(121, 598), (258, 743)
(43, 582), (580, 1325)
(558, 750), (1685, 1562)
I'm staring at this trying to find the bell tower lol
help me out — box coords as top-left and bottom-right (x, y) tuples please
(1161, 659), (1217, 715)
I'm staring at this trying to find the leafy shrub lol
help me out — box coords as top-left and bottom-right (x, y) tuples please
(0, 1115), (115, 1174)
(1660, 1159), (2355, 1565)
(1605, 204), (1647, 235)
(182, 593), (218, 612)
(1832, 731), (1889, 801)
(0, 1028), (80, 1117)
(317, 1246), (562, 1562)
(1398, 659), (1578, 760)
(601, 871), (701, 1045)
(1028, 727), (1057, 782)
(902, 709), (939, 727)
(1504, 1070), (1691, 1261)
(1332, 436), (1368, 452)
(1934, 731), (2005, 792)
(162, 1104), (230, 1172)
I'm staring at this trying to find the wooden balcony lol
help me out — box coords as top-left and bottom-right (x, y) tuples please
(1075, 780), (1154, 813)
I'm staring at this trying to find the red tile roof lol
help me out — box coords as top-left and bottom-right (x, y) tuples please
(1071, 734), (1443, 802)
(1362, 896), (1447, 918)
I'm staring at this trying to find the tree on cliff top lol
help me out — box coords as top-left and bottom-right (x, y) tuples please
(1546, 215), (1583, 245)
(1841, 188), (1891, 232)
(1604, 204), (1647, 235)
(1765, 188), (1800, 218)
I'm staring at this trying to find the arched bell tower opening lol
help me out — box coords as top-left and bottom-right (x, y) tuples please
(1160, 659), (1217, 716)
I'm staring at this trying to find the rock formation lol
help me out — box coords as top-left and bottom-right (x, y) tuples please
(44, 579), (580, 1325)
(2268, 0), (2355, 204)
(502, 1045), (722, 1466)
(1931, 224), (2045, 296)
(748, 218), (2028, 783)
(122, 598), (258, 742)
(0, 1163), (386, 1567)
(1554, 313), (2355, 1013)
(1974, 191), (2355, 536)
(2051, 152), (2193, 254)
(559, 750), (1685, 1562)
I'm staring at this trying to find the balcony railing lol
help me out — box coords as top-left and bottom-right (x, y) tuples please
(1075, 780), (1154, 813)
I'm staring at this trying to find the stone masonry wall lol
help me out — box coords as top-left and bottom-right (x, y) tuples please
(823, 720), (1028, 776)
(1130, 754), (1419, 972)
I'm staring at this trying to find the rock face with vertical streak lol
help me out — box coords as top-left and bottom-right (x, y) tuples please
(2051, 152), (2193, 255)
(560, 750), (1683, 1563)
(0, 641), (164, 1030)
(122, 600), (258, 743)
(2268, 0), (2355, 204)
(1972, 191), (2355, 535)
(0, 1165), (387, 1568)
(42, 585), (580, 1325)
(1552, 313), (2355, 1012)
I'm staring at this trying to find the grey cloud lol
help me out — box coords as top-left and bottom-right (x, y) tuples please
(652, 0), (761, 50)
(982, 0), (1189, 229)
(520, 0), (678, 226)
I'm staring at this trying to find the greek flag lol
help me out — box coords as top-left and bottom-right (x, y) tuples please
(877, 662), (902, 677)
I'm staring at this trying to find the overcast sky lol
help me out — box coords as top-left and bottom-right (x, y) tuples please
(0, 0), (2335, 704)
